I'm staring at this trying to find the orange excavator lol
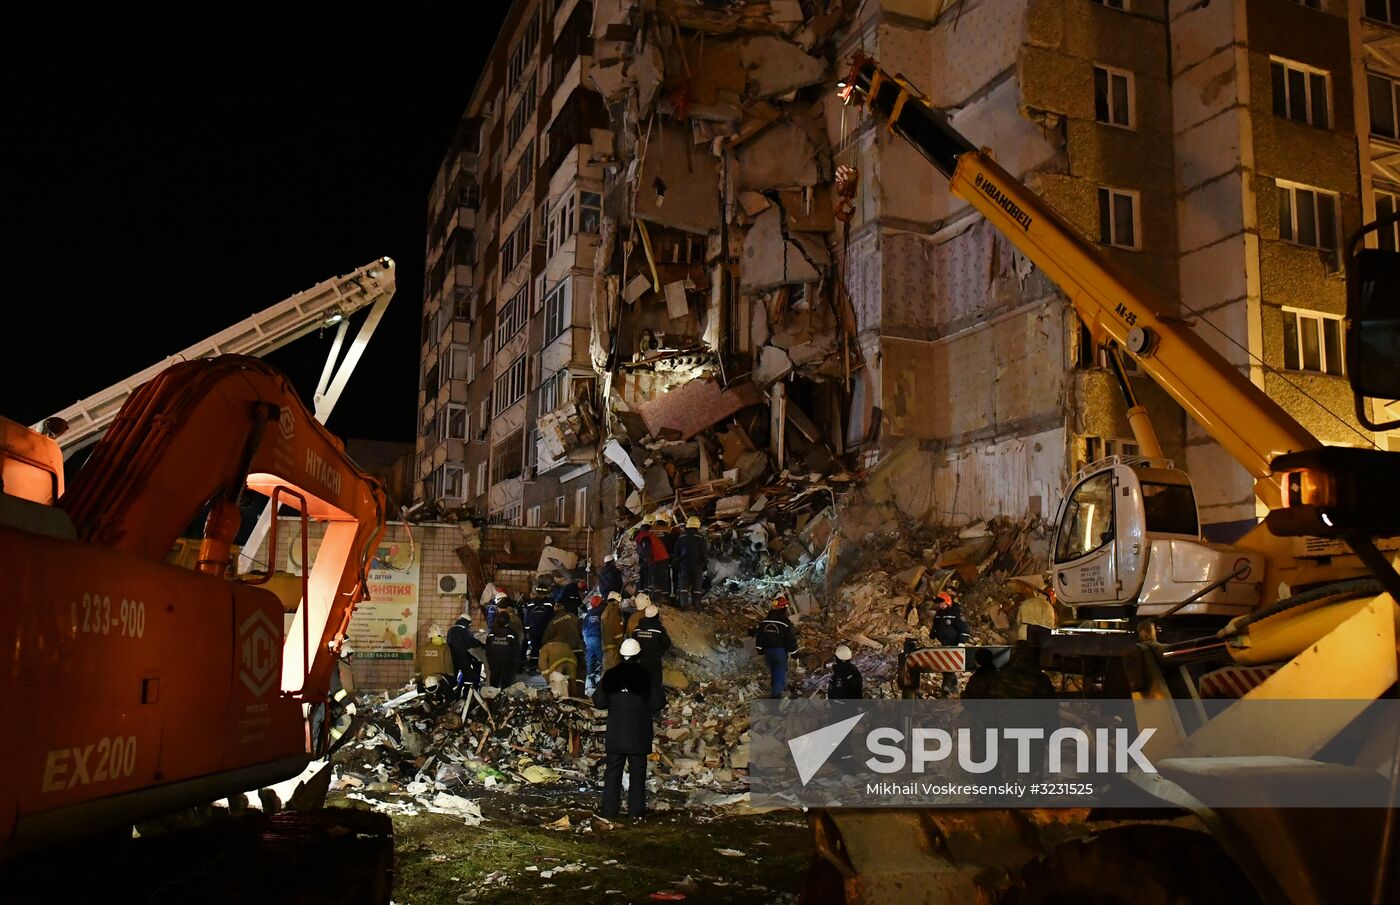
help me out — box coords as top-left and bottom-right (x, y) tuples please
(0, 354), (386, 856)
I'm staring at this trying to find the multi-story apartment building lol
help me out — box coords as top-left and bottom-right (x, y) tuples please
(417, 0), (609, 537)
(832, 0), (1397, 541)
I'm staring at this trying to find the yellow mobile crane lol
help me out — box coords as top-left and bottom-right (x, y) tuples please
(801, 55), (1400, 905)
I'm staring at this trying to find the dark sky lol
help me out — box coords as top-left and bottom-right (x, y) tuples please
(2, 16), (508, 444)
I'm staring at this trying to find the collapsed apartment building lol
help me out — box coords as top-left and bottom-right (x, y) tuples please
(416, 0), (1398, 581)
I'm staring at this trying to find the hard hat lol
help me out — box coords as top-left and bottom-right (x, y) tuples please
(686, 516), (701, 529)
(620, 638), (642, 658)
(772, 597), (788, 609)
(635, 592), (652, 608)
(654, 518), (669, 528)
(607, 591), (623, 602)
(936, 591), (954, 605)
(835, 645), (853, 661)
(494, 587), (509, 599)
(641, 514), (654, 525)
(535, 578), (552, 592)
(340, 643), (355, 658)
(604, 554), (616, 563)
(424, 674), (441, 690)
(645, 605), (659, 618)
(590, 593), (603, 604)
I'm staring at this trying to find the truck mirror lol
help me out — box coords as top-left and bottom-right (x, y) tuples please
(1346, 221), (1400, 431)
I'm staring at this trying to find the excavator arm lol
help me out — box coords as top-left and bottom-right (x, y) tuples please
(60, 355), (387, 699)
(839, 55), (1319, 507)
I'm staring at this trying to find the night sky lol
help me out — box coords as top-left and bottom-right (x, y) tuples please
(2, 15), (508, 445)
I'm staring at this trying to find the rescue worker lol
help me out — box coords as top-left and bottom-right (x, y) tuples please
(313, 641), (358, 752)
(539, 638), (579, 695)
(485, 612), (520, 688)
(647, 517), (673, 599)
(673, 516), (708, 607)
(661, 516), (683, 601)
(933, 591), (971, 698)
(542, 602), (585, 690)
(962, 641), (1055, 699)
(631, 604), (672, 716)
(601, 591), (626, 671)
(445, 612), (485, 690)
(896, 638), (921, 699)
(635, 515), (656, 593)
(553, 577), (583, 614)
(523, 579), (556, 672)
(593, 638), (653, 820)
(827, 644), (863, 699)
(622, 592), (647, 636)
(598, 553), (624, 598)
(582, 593), (605, 687)
(752, 597), (799, 698)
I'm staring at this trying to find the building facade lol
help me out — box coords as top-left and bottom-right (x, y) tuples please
(420, 0), (1398, 562)
(417, 0), (609, 543)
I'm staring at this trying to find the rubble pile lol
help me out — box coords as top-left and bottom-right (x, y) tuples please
(572, 0), (870, 575)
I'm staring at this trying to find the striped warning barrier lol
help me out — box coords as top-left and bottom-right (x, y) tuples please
(1198, 665), (1279, 699)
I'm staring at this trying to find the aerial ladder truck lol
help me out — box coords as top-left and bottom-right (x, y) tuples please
(800, 55), (1400, 905)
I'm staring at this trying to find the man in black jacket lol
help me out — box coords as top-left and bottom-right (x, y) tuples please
(485, 612), (520, 689)
(933, 591), (972, 697)
(630, 604), (672, 715)
(827, 644), (863, 699)
(752, 597), (800, 698)
(445, 613), (484, 690)
(673, 516), (708, 607)
(598, 554), (624, 598)
(592, 638), (653, 820)
(523, 579), (556, 673)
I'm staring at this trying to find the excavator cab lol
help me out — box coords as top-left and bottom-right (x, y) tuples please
(1051, 460), (1262, 626)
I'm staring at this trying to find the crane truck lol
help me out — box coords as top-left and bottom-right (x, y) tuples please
(799, 54), (1400, 905)
(0, 266), (396, 859)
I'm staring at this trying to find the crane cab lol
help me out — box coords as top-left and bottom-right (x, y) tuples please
(1051, 458), (1263, 628)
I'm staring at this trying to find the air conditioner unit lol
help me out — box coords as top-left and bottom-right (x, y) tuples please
(438, 573), (470, 595)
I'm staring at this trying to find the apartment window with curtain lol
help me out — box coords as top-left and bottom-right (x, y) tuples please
(1282, 308), (1345, 376)
(1270, 58), (1330, 129)
(1369, 72), (1400, 140)
(1097, 187), (1140, 249)
(1276, 181), (1338, 251)
(1093, 65), (1133, 128)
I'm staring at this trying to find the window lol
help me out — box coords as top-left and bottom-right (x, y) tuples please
(504, 502), (523, 526)
(1366, 0), (1399, 25)
(497, 284), (529, 349)
(501, 213), (533, 274)
(478, 399), (490, 440)
(547, 192), (577, 257)
(538, 368), (568, 414)
(1093, 65), (1133, 128)
(1376, 191), (1400, 250)
(494, 354), (528, 415)
(573, 487), (587, 529)
(492, 428), (525, 481)
(1092, 0), (1126, 8)
(444, 344), (470, 381)
(1277, 181), (1338, 251)
(441, 403), (468, 441)
(1097, 187), (1139, 249)
(506, 10), (541, 93)
(555, 495), (566, 523)
(1369, 73), (1400, 140)
(481, 331), (494, 368)
(543, 279), (571, 343)
(534, 273), (547, 314)
(423, 360), (441, 393)
(1084, 436), (1140, 464)
(1282, 307), (1345, 376)
(525, 424), (538, 469)
(527, 505), (542, 527)
(467, 349), (477, 382)
(434, 464), (465, 501)
(1054, 471), (1115, 563)
(507, 81), (537, 148)
(1270, 59), (1330, 129)
(579, 191), (602, 235)
(503, 140), (534, 210)
(477, 461), (487, 495)
(1141, 482), (1199, 536)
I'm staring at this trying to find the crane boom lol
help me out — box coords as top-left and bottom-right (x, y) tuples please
(839, 57), (1319, 506)
(35, 257), (396, 456)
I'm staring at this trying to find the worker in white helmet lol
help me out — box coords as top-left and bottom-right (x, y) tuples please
(828, 644), (863, 699)
(592, 637), (653, 820)
(630, 604), (671, 715)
